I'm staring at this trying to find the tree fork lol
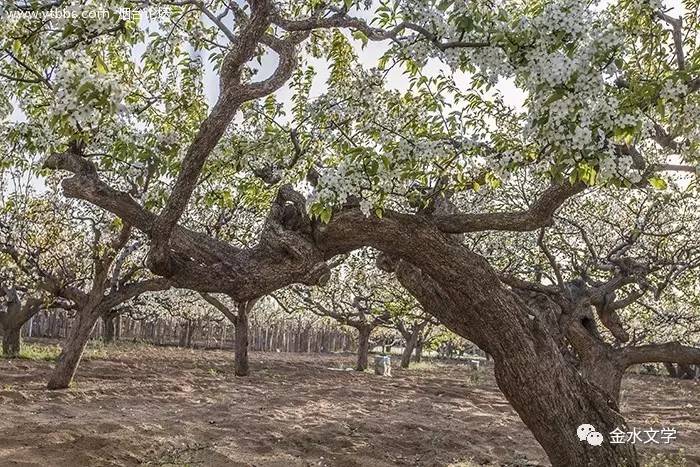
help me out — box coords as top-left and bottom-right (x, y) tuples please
(46, 152), (640, 464)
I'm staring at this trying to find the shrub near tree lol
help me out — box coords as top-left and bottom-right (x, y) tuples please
(3, 0), (700, 464)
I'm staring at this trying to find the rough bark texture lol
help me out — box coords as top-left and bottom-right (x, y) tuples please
(47, 309), (100, 390)
(356, 326), (371, 371)
(563, 316), (627, 405)
(1, 325), (21, 357)
(234, 303), (250, 377)
(580, 351), (625, 405)
(377, 245), (638, 466)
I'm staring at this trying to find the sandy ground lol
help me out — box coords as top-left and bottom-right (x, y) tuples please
(1, 344), (699, 466)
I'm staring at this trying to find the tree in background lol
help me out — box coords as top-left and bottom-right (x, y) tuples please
(393, 310), (438, 369)
(277, 251), (393, 371)
(0, 190), (80, 357)
(0, 284), (44, 357)
(0, 189), (171, 388)
(200, 292), (258, 376)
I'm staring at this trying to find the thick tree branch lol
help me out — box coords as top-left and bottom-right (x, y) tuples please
(432, 181), (586, 233)
(100, 278), (171, 311)
(200, 292), (238, 323)
(621, 342), (700, 367)
(272, 10), (489, 50)
(151, 0), (276, 251)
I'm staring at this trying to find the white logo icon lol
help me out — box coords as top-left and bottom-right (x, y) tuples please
(587, 431), (604, 446)
(577, 424), (596, 441)
(577, 424), (604, 446)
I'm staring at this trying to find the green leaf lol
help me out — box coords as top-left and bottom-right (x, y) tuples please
(352, 31), (369, 48)
(320, 207), (332, 224)
(95, 55), (108, 74)
(221, 190), (233, 208)
(648, 176), (667, 190)
(367, 160), (379, 176)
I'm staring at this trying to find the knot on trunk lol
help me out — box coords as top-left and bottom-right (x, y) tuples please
(145, 245), (179, 280)
(268, 185), (313, 235)
(259, 185), (331, 287)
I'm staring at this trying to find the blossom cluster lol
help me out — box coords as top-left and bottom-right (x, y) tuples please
(51, 52), (127, 131)
(389, 0), (677, 185)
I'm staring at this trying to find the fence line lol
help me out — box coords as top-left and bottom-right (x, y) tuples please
(24, 310), (357, 353)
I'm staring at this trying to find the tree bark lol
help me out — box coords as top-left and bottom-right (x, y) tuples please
(579, 352), (625, 405)
(1, 325), (21, 357)
(356, 325), (371, 371)
(382, 254), (638, 467)
(414, 341), (423, 363)
(400, 330), (420, 368)
(563, 318), (627, 405)
(102, 314), (119, 343)
(47, 310), (100, 390)
(234, 304), (250, 377)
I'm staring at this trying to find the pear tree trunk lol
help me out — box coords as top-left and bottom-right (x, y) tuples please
(234, 304), (250, 377)
(1, 325), (21, 358)
(355, 325), (372, 371)
(414, 341), (423, 363)
(47, 310), (100, 390)
(400, 331), (420, 368)
(386, 253), (638, 467)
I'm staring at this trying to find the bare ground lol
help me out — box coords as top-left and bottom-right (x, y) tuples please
(1, 344), (699, 466)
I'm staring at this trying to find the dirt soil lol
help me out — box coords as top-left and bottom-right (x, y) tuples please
(1, 344), (699, 466)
